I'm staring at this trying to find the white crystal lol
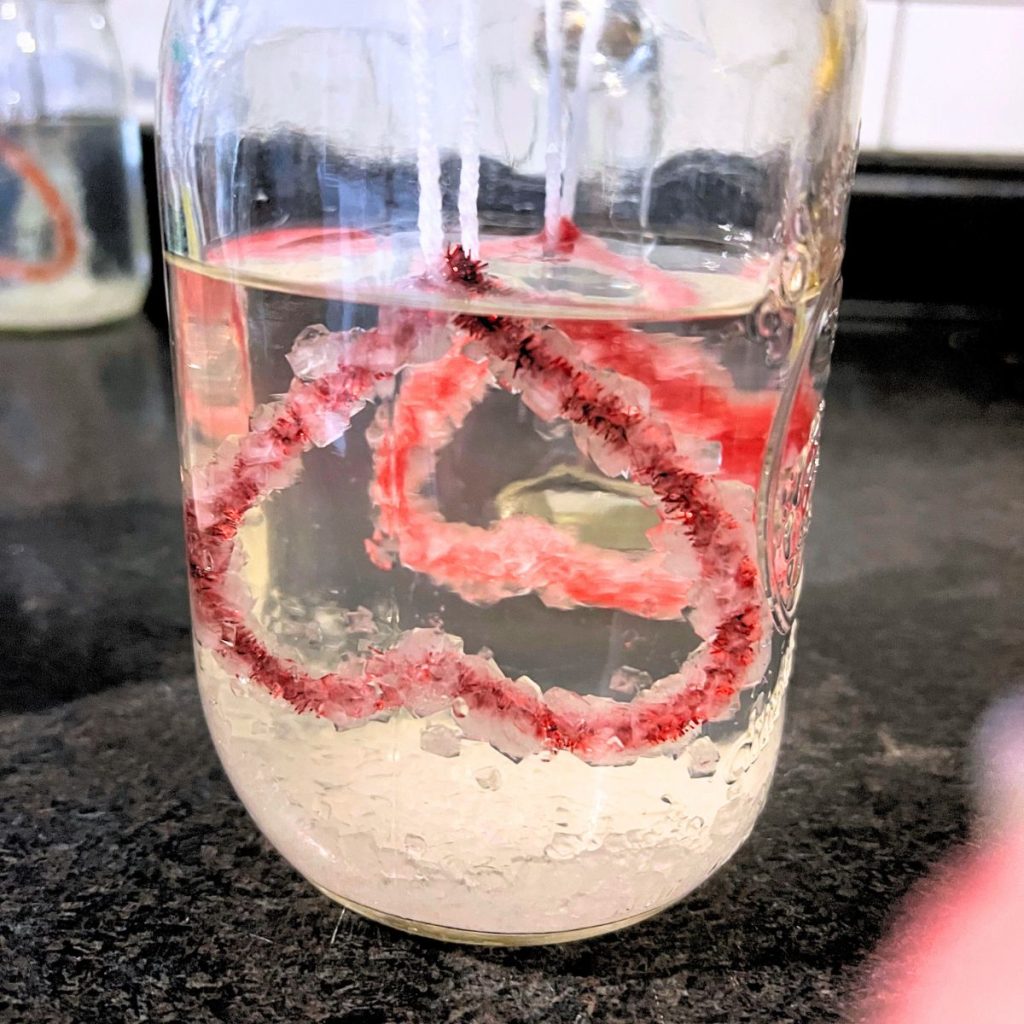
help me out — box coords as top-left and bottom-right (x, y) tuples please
(609, 666), (654, 697)
(474, 767), (502, 791)
(420, 723), (462, 758)
(286, 324), (343, 380)
(686, 736), (721, 779)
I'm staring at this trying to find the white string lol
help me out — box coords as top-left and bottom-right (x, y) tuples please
(543, 0), (565, 246)
(457, 0), (481, 257)
(408, 0), (444, 266)
(561, 0), (604, 220)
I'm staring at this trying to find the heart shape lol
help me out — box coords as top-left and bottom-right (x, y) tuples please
(366, 340), (696, 621)
(184, 247), (770, 765)
(0, 138), (78, 284)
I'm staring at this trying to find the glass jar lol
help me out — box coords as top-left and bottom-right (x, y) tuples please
(0, 0), (150, 331)
(159, 0), (863, 944)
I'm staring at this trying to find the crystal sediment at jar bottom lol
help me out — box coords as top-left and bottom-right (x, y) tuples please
(198, 634), (790, 939)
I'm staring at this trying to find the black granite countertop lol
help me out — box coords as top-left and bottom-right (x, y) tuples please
(1, 316), (1022, 1023)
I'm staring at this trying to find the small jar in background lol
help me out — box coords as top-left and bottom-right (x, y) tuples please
(0, 0), (150, 331)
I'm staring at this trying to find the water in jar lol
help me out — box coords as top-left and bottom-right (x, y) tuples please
(0, 116), (150, 330)
(171, 224), (821, 941)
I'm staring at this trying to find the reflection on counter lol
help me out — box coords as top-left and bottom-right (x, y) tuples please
(0, 317), (178, 510)
(0, 317), (190, 713)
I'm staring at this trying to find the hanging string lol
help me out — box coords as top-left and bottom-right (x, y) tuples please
(543, 0), (565, 248)
(408, 0), (444, 266)
(457, 0), (481, 258)
(561, 0), (605, 220)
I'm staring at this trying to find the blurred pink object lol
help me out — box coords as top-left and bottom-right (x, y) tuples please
(860, 693), (1024, 1024)
(862, 832), (1024, 1024)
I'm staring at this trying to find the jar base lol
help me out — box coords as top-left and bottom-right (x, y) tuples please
(314, 885), (671, 947)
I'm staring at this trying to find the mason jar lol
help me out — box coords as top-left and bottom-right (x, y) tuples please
(0, 0), (150, 331)
(159, 0), (863, 944)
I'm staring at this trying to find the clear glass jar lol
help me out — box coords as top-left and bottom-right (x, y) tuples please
(159, 0), (863, 944)
(0, 0), (150, 331)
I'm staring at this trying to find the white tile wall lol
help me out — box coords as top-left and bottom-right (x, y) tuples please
(862, 0), (901, 150)
(885, 1), (1024, 155)
(104, 0), (1024, 160)
(107, 0), (168, 122)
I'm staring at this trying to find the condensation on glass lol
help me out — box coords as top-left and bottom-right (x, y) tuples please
(0, 0), (150, 331)
(158, 0), (864, 944)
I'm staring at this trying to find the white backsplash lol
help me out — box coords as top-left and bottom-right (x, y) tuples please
(109, 0), (1024, 158)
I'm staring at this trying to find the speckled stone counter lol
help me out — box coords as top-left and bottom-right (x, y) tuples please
(1, 318), (1022, 1023)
